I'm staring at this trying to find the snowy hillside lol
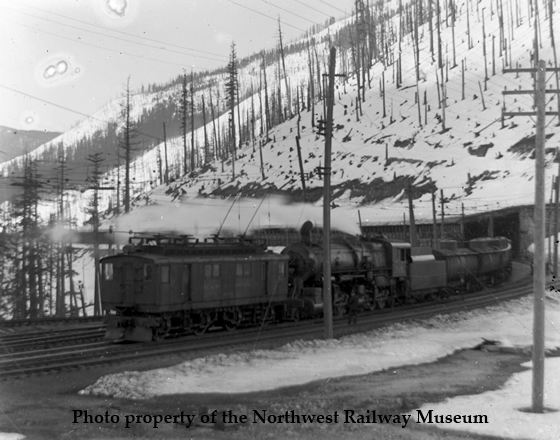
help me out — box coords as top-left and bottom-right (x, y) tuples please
(113, 0), (560, 234)
(2, 0), (559, 235)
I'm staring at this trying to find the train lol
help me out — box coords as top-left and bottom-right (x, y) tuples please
(100, 221), (513, 341)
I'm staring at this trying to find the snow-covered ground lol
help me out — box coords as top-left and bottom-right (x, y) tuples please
(0, 434), (25, 440)
(78, 290), (560, 439)
(412, 357), (560, 439)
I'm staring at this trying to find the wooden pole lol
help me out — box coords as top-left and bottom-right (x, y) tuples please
(483, 8), (488, 90)
(478, 81), (487, 110)
(432, 192), (439, 248)
(461, 203), (465, 240)
(532, 59), (546, 413)
(323, 46), (336, 340)
(407, 183), (418, 246)
(548, 181), (553, 271)
(416, 83), (422, 127)
(296, 136), (306, 201)
(163, 122), (169, 184)
(462, 59), (465, 100)
(554, 150), (560, 277)
(382, 71), (386, 118)
(440, 189), (445, 238)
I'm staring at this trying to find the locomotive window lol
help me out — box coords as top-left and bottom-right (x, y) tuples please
(212, 263), (220, 277)
(161, 265), (170, 283)
(205, 264), (220, 278)
(278, 262), (285, 277)
(103, 263), (113, 281)
(236, 262), (251, 277)
(143, 264), (153, 280)
(183, 264), (191, 301)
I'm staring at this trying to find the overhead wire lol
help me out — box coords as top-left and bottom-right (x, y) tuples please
(259, 0), (318, 25)
(0, 16), (211, 69)
(4, 0), (228, 60)
(226, 0), (306, 33)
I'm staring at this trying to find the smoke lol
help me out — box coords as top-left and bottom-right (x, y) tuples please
(46, 224), (79, 243)
(111, 194), (362, 240)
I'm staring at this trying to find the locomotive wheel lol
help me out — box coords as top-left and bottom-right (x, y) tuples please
(193, 325), (209, 336)
(375, 299), (387, 310)
(223, 321), (237, 332)
(292, 308), (301, 322)
(152, 329), (165, 341)
(424, 293), (436, 302)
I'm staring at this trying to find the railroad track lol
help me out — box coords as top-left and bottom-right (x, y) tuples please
(0, 327), (106, 353)
(0, 316), (104, 329)
(0, 274), (536, 380)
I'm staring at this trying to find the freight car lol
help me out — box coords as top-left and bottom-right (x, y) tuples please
(433, 237), (512, 292)
(100, 234), (290, 341)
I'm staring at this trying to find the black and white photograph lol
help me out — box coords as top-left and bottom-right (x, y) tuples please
(1, 0), (559, 438)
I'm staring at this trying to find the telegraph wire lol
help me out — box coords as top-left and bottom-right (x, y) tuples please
(226, 0), (306, 33)
(259, 0), (318, 25)
(0, 16), (219, 68)
(4, 0), (229, 60)
(293, 0), (332, 18)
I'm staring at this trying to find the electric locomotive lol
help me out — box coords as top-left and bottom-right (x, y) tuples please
(100, 234), (289, 341)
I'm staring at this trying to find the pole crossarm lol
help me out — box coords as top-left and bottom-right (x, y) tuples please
(503, 111), (560, 116)
(503, 67), (560, 73)
(502, 90), (560, 95)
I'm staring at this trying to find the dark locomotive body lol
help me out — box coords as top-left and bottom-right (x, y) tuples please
(100, 224), (513, 342)
(281, 222), (512, 314)
(100, 235), (289, 341)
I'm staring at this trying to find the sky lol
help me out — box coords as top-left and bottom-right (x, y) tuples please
(0, 0), (355, 134)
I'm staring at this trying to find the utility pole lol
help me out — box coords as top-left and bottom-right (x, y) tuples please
(407, 183), (418, 246)
(461, 203), (465, 241)
(295, 135), (307, 201)
(163, 123), (169, 184)
(548, 181), (553, 272)
(322, 46), (337, 340)
(545, 179), (558, 272)
(554, 150), (560, 277)
(56, 152), (67, 317)
(440, 189), (445, 239)
(503, 59), (560, 413)
(432, 191), (439, 248)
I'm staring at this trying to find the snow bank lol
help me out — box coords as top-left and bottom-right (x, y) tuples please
(0, 434), (26, 440)
(412, 357), (560, 440)
(80, 293), (560, 400)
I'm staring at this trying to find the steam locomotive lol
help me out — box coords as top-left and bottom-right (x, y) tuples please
(100, 222), (512, 341)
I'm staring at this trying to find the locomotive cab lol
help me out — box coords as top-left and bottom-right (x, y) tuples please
(388, 241), (410, 278)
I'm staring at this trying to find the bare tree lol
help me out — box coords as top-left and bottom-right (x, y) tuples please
(225, 42), (239, 179)
(85, 152), (104, 316)
(119, 77), (140, 213)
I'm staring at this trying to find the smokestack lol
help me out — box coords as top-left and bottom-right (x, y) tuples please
(300, 221), (313, 244)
